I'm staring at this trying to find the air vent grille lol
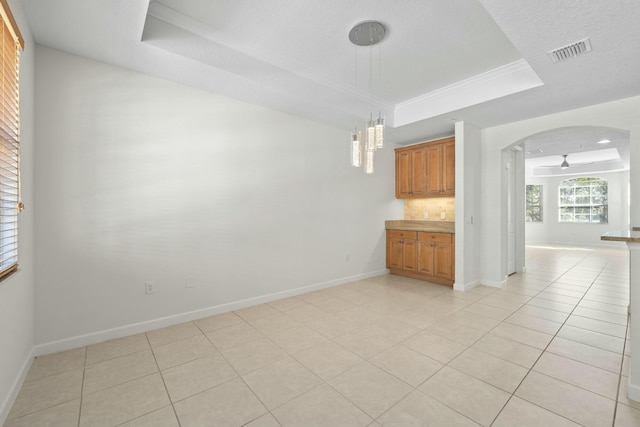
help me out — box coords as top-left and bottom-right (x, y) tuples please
(548, 38), (592, 63)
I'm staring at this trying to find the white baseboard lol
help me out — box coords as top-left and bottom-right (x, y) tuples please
(0, 347), (34, 425)
(34, 269), (388, 357)
(479, 277), (507, 288)
(628, 380), (640, 402)
(453, 279), (481, 291)
(526, 240), (626, 249)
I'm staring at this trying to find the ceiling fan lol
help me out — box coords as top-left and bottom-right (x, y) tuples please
(537, 154), (595, 169)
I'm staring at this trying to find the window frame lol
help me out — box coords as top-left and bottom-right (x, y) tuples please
(558, 177), (608, 224)
(525, 184), (543, 223)
(0, 0), (23, 281)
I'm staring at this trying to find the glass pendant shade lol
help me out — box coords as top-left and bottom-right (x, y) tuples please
(351, 129), (362, 167)
(366, 119), (376, 151)
(375, 114), (384, 149)
(365, 149), (374, 174)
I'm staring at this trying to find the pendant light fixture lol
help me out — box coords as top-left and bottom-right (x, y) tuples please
(351, 128), (362, 167)
(560, 154), (570, 169)
(349, 20), (386, 174)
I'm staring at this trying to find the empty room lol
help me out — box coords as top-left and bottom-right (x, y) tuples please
(1, 1), (640, 426)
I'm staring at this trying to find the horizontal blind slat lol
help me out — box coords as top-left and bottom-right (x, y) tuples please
(0, 6), (21, 277)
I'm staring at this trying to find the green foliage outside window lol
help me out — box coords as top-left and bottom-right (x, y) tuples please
(558, 177), (608, 223)
(526, 184), (543, 222)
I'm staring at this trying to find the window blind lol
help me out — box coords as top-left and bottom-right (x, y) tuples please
(0, 0), (22, 280)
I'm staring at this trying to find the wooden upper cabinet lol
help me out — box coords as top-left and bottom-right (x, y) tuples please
(426, 137), (455, 197)
(410, 148), (427, 196)
(426, 144), (443, 197)
(442, 139), (455, 195)
(395, 137), (454, 199)
(396, 151), (412, 198)
(395, 146), (426, 198)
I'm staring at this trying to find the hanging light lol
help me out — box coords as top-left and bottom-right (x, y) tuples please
(348, 20), (386, 174)
(351, 127), (362, 167)
(366, 113), (376, 151)
(365, 149), (375, 174)
(375, 112), (384, 149)
(560, 154), (570, 169)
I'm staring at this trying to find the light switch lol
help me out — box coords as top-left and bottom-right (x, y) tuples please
(440, 212), (446, 220)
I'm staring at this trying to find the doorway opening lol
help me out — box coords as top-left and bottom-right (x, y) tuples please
(502, 126), (630, 280)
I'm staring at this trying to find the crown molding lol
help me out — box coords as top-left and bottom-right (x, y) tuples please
(394, 59), (543, 127)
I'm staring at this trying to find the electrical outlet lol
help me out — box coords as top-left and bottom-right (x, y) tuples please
(185, 276), (195, 288)
(440, 212), (446, 220)
(145, 280), (155, 294)
(423, 211), (429, 219)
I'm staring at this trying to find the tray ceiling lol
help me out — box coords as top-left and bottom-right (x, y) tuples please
(21, 0), (640, 145)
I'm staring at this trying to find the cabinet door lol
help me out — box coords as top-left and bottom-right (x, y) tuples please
(417, 241), (434, 275)
(410, 147), (427, 196)
(388, 237), (403, 269)
(403, 240), (417, 271)
(396, 151), (412, 198)
(426, 144), (442, 196)
(442, 140), (455, 195)
(434, 242), (453, 279)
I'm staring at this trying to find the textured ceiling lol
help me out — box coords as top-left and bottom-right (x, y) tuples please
(521, 126), (629, 177)
(20, 0), (640, 150)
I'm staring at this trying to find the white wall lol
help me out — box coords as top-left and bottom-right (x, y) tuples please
(454, 121), (481, 289)
(525, 170), (629, 246)
(481, 95), (640, 285)
(34, 46), (401, 350)
(0, 0), (35, 422)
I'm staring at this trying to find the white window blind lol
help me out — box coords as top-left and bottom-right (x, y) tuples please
(0, 0), (22, 280)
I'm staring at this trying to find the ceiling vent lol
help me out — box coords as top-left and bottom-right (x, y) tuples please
(548, 38), (592, 63)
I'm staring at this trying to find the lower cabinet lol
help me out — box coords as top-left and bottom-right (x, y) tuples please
(387, 230), (417, 272)
(387, 230), (454, 286)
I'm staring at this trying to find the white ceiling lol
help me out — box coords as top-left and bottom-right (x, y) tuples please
(20, 0), (640, 145)
(521, 126), (629, 177)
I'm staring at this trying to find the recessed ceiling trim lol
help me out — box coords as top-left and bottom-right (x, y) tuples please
(146, 1), (396, 115)
(393, 59), (543, 127)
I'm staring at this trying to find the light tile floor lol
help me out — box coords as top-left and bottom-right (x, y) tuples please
(4, 244), (639, 427)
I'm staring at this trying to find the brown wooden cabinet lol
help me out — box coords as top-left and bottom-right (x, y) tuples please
(386, 230), (417, 271)
(387, 230), (454, 286)
(395, 146), (427, 198)
(395, 137), (454, 199)
(426, 137), (455, 197)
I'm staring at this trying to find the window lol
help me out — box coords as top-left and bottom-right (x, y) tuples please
(559, 177), (608, 223)
(0, 0), (23, 280)
(525, 184), (543, 222)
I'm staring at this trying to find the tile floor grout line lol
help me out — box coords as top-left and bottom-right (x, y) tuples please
(144, 332), (183, 427)
(489, 256), (616, 426)
(199, 320), (287, 427)
(76, 346), (87, 427)
(611, 315), (631, 427)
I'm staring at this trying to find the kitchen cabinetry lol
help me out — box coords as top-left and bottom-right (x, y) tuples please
(419, 232), (454, 281)
(395, 137), (454, 199)
(426, 137), (455, 197)
(386, 229), (455, 286)
(386, 230), (417, 271)
(395, 146), (427, 198)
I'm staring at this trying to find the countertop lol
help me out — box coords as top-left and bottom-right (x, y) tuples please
(601, 230), (640, 243)
(385, 220), (455, 233)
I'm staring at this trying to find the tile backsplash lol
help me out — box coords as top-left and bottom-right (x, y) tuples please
(404, 198), (455, 221)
